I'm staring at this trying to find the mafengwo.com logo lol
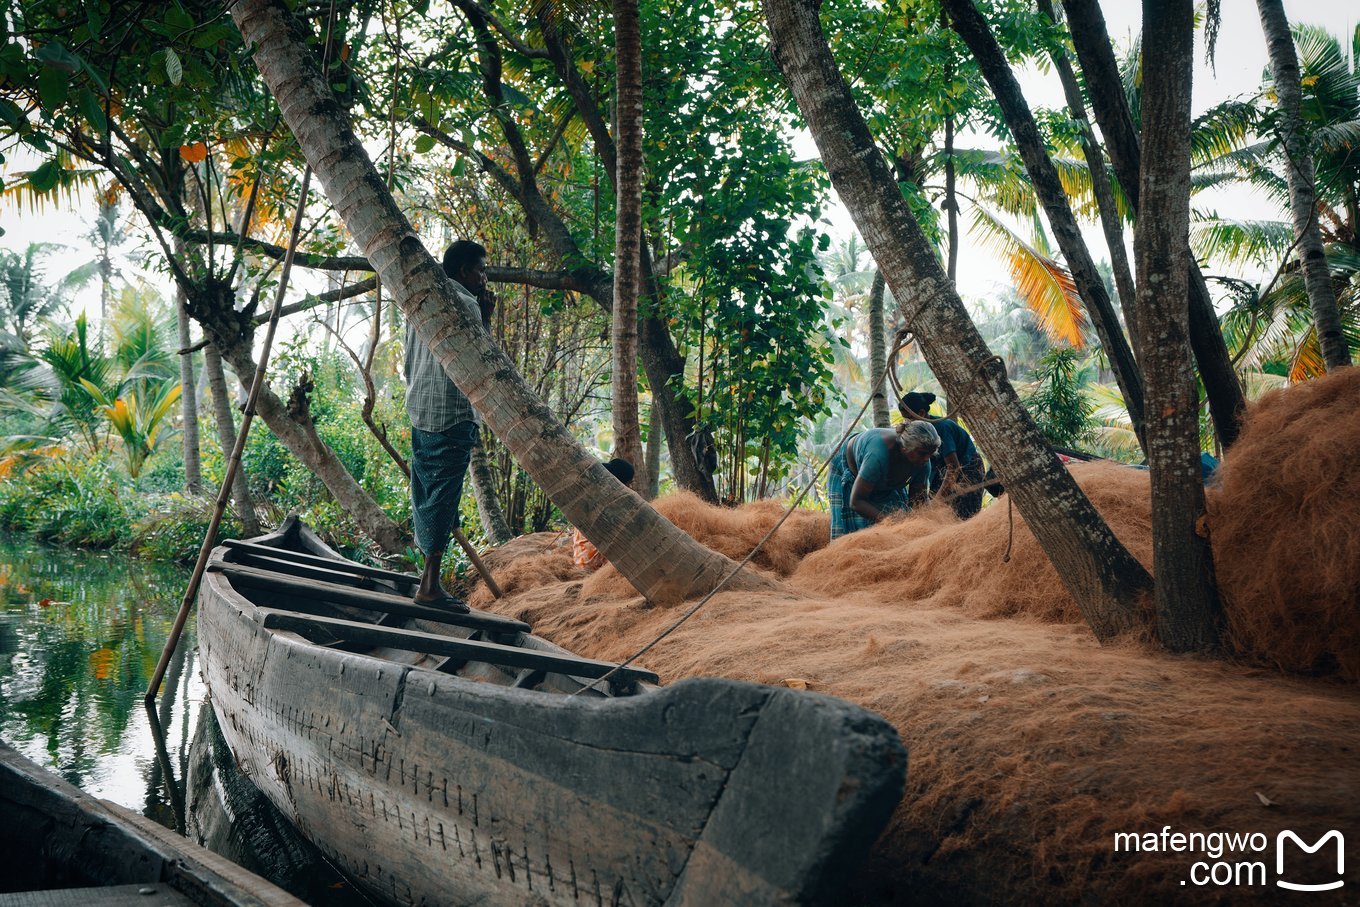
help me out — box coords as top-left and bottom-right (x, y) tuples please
(1114, 827), (1345, 891)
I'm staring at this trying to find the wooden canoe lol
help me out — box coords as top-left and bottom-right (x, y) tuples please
(197, 517), (906, 906)
(0, 741), (305, 906)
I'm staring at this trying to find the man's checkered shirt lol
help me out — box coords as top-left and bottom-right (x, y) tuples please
(404, 278), (481, 432)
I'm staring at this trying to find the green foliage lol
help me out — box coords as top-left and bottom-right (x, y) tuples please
(1022, 347), (1097, 449)
(0, 452), (130, 547)
(131, 494), (241, 562)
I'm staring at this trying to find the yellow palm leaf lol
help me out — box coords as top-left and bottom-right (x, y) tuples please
(970, 207), (1088, 348)
(1288, 327), (1325, 382)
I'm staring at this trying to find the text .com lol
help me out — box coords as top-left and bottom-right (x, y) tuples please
(1114, 827), (1344, 891)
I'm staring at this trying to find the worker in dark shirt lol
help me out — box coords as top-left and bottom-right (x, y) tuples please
(898, 391), (987, 519)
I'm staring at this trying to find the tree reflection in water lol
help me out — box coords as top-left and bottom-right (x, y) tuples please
(0, 536), (364, 902)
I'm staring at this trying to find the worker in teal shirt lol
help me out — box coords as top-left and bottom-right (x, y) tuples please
(828, 421), (940, 540)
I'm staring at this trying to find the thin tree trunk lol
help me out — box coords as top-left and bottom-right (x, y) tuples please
(645, 404), (663, 498)
(611, 0), (649, 494)
(1256, 0), (1350, 370)
(211, 328), (407, 554)
(232, 0), (771, 604)
(944, 119), (959, 281)
(202, 341), (261, 537)
(868, 270), (890, 428)
(469, 439), (513, 546)
(174, 240), (203, 496)
(1036, 0), (1140, 353)
(1137, 0), (1222, 652)
(942, 0), (1146, 452)
(448, 6), (716, 502)
(764, 0), (1149, 641)
(1062, 0), (1246, 448)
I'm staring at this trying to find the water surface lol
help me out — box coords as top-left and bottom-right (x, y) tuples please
(0, 534), (365, 904)
(0, 534), (200, 828)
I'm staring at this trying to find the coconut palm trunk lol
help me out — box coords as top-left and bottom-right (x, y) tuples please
(763, 0), (1149, 641)
(469, 441), (513, 546)
(1255, 0), (1351, 370)
(230, 0), (768, 604)
(611, 0), (650, 494)
(868, 270), (890, 428)
(1136, 0), (1222, 652)
(1061, 0), (1246, 448)
(1035, 0), (1140, 352)
(941, 0), (1146, 452)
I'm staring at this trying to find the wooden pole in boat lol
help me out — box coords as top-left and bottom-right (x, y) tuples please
(145, 167), (316, 703)
(453, 528), (503, 598)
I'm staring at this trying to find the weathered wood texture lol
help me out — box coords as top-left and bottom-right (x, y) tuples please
(0, 884), (194, 906)
(199, 537), (906, 906)
(0, 743), (304, 907)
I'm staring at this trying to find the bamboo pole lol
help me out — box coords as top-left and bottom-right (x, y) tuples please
(453, 527), (503, 598)
(145, 167), (314, 703)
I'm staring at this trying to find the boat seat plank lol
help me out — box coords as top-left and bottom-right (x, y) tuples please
(0, 884), (196, 906)
(224, 549), (378, 589)
(258, 609), (659, 687)
(222, 538), (418, 587)
(210, 561), (530, 635)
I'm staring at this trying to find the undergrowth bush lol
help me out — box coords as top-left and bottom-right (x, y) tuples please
(0, 453), (132, 548)
(131, 494), (243, 562)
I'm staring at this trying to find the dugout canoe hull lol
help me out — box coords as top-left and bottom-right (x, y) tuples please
(0, 741), (305, 906)
(198, 519), (906, 906)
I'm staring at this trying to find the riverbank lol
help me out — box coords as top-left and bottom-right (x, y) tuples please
(465, 370), (1360, 902)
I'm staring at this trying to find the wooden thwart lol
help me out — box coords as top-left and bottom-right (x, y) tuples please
(225, 549), (378, 589)
(258, 609), (659, 687)
(210, 561), (530, 636)
(222, 538), (418, 587)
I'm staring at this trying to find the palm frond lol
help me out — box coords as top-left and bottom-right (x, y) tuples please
(970, 206), (1088, 348)
(0, 161), (108, 214)
(1191, 215), (1292, 266)
(1190, 99), (1258, 165)
(1240, 369), (1289, 400)
(1288, 325), (1325, 382)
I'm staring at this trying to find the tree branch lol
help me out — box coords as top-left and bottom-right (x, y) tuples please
(181, 228), (371, 270)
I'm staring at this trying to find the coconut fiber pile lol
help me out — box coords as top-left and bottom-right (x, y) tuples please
(467, 368), (1360, 904)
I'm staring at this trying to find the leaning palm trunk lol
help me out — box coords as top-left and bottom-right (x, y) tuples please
(1256, 0), (1351, 370)
(1036, 0), (1140, 353)
(763, 0), (1149, 641)
(1061, 0), (1247, 448)
(230, 0), (768, 604)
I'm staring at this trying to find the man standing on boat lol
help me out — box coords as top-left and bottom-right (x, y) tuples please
(405, 240), (494, 612)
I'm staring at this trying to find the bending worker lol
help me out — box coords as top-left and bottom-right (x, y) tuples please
(829, 421), (940, 540)
(898, 391), (986, 519)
